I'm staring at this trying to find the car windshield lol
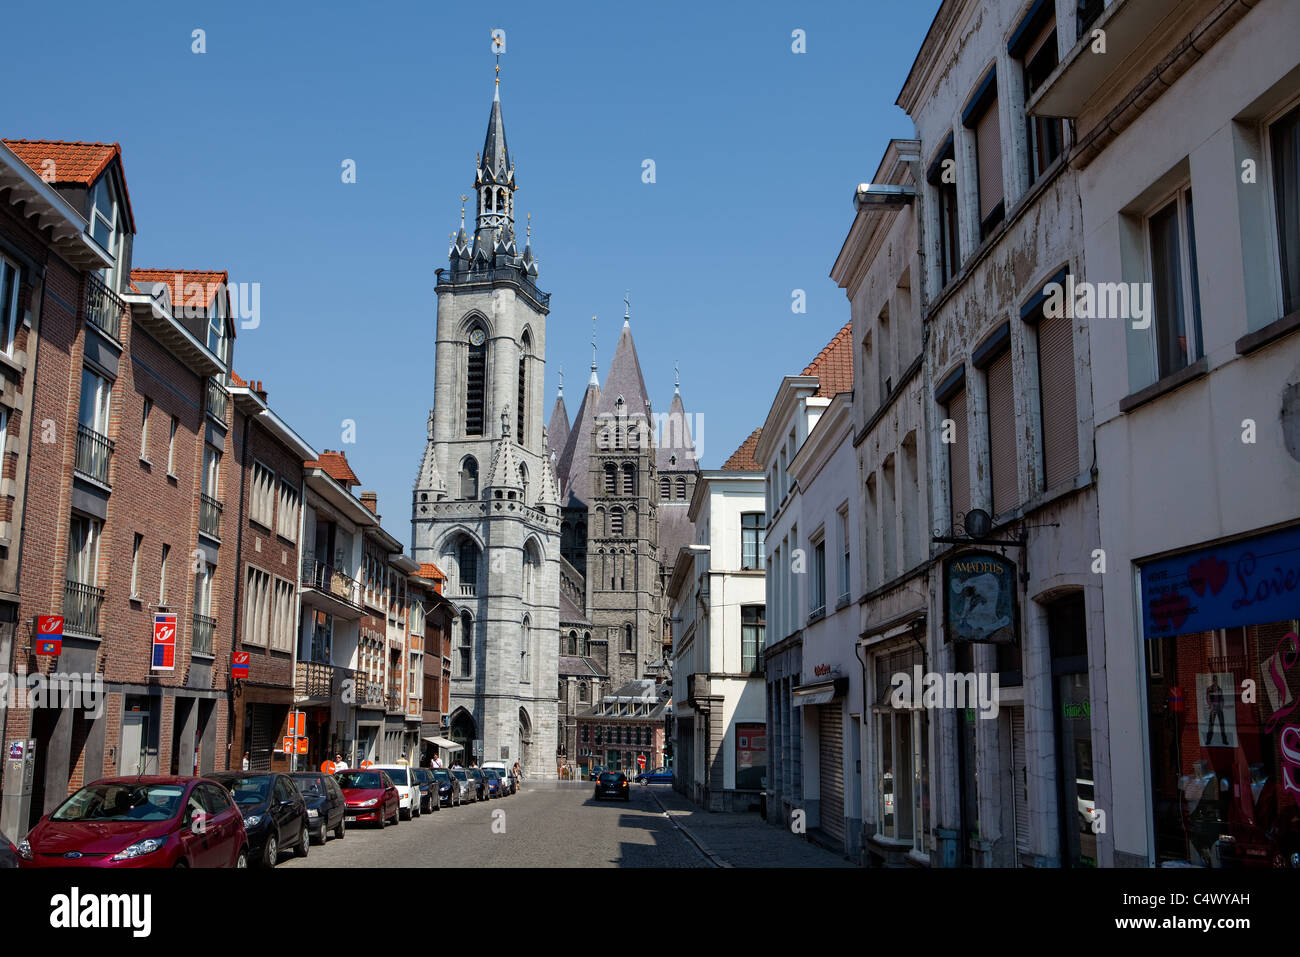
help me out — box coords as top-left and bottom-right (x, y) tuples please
(291, 775), (324, 796)
(218, 776), (273, 805)
(336, 771), (383, 789)
(484, 770), (498, 779)
(452, 770), (468, 781)
(382, 768), (409, 785)
(600, 773), (621, 783)
(52, 783), (186, 822)
(434, 770), (451, 782)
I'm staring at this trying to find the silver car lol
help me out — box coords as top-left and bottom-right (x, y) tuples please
(451, 768), (478, 803)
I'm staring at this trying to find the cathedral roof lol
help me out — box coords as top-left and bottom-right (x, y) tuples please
(654, 389), (698, 471)
(559, 655), (605, 677)
(595, 321), (652, 418)
(721, 428), (763, 471)
(802, 320), (855, 397)
(657, 503), (696, 570)
(558, 589), (592, 627)
(547, 394), (570, 463)
(556, 381), (600, 508)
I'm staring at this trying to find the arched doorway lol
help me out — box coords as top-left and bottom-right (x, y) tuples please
(518, 707), (535, 776)
(450, 707), (477, 766)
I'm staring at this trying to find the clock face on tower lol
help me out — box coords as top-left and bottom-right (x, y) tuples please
(469, 329), (486, 346)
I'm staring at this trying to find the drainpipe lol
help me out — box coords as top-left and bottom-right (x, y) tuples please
(228, 407), (251, 772)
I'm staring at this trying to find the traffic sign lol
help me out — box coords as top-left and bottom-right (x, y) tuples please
(321, 760), (336, 775)
(290, 711), (306, 736)
(282, 736), (294, 754)
(297, 737), (309, 755)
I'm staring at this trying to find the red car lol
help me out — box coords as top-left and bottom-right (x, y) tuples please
(14, 775), (248, 868)
(335, 769), (400, 827)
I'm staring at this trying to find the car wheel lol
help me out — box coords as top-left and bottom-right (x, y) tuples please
(295, 820), (310, 858)
(235, 848), (249, 868)
(262, 833), (279, 868)
(313, 821), (327, 845)
(401, 806), (411, 821)
(389, 806), (399, 826)
(173, 858), (189, 868)
(334, 817), (346, 840)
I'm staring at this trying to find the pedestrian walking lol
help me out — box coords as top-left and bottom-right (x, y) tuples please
(334, 752), (349, 771)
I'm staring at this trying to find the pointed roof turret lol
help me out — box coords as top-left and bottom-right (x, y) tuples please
(557, 372), (601, 508)
(656, 387), (698, 471)
(595, 315), (652, 418)
(548, 373), (571, 464)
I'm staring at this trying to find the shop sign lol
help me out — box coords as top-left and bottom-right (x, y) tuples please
(1140, 525), (1300, 639)
(152, 614), (177, 671)
(944, 551), (1017, 642)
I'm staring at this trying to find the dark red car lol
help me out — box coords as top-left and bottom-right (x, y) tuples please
(335, 769), (400, 827)
(14, 775), (248, 868)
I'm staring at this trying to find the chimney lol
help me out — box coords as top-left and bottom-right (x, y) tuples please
(361, 491), (379, 518)
(253, 379), (268, 402)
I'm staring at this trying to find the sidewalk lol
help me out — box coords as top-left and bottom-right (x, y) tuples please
(646, 786), (855, 868)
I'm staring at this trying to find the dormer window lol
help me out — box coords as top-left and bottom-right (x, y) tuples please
(89, 175), (123, 290)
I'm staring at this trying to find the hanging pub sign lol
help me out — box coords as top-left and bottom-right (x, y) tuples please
(944, 551), (1017, 643)
(1139, 524), (1300, 639)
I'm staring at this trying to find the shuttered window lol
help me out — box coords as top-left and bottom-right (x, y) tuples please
(947, 389), (969, 528)
(818, 705), (845, 842)
(1010, 708), (1030, 852)
(975, 98), (1004, 236)
(1037, 311), (1078, 489)
(986, 349), (1018, 515)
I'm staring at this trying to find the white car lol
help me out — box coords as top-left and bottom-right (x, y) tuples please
(480, 761), (516, 795)
(371, 765), (422, 820)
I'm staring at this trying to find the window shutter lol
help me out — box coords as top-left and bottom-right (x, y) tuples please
(987, 349), (1018, 515)
(1010, 708), (1030, 852)
(976, 100), (1003, 222)
(1037, 312), (1078, 490)
(947, 389), (969, 526)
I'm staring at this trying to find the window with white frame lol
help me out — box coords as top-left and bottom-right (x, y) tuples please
(139, 398), (152, 460)
(272, 576), (295, 652)
(741, 512), (765, 570)
(167, 416), (178, 474)
(194, 562), (215, 619)
(0, 255), (20, 356)
(874, 643), (931, 855)
(277, 479), (300, 541)
(810, 534), (826, 617)
(741, 605), (765, 673)
(202, 443), (221, 499)
(1146, 186), (1204, 379)
(66, 514), (101, 586)
(838, 508), (851, 603)
(159, 544), (170, 604)
(245, 566), (271, 646)
(89, 174), (122, 289)
(78, 367), (111, 435)
(966, 69), (1005, 240)
(250, 461), (275, 528)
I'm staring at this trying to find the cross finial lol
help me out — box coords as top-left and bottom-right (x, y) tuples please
(674, 360), (680, 393)
(557, 364), (564, 398)
(624, 290), (630, 323)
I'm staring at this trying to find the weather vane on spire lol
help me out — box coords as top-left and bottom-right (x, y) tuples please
(675, 360), (680, 392)
(557, 364), (563, 397)
(624, 290), (631, 322)
(526, 212), (532, 242)
(460, 194), (467, 226)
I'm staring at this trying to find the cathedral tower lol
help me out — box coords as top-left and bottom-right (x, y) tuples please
(413, 69), (560, 775)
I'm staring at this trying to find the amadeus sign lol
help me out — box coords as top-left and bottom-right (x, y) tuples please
(944, 551), (1017, 643)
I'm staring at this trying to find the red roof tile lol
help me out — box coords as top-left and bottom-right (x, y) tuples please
(721, 428), (763, 471)
(802, 320), (854, 397)
(130, 269), (230, 316)
(4, 139), (136, 231)
(305, 450), (360, 487)
(419, 562), (445, 581)
(228, 371), (248, 387)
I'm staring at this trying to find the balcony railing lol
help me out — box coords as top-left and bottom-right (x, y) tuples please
(199, 493), (223, 540)
(75, 424), (113, 485)
(459, 582), (477, 597)
(192, 613), (216, 655)
(63, 579), (105, 637)
(205, 378), (228, 423)
(386, 691), (403, 713)
(301, 557), (362, 608)
(295, 660), (334, 700)
(84, 274), (125, 341)
(363, 682), (384, 708)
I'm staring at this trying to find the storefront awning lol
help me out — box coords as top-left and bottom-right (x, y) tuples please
(423, 735), (462, 751)
(792, 677), (849, 707)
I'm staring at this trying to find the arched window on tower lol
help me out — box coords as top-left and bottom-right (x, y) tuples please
(676, 475), (687, 500)
(568, 630), (578, 656)
(583, 631), (591, 656)
(519, 463), (529, 505)
(457, 537), (480, 595)
(460, 457), (479, 500)
(624, 623), (633, 652)
(660, 476), (670, 501)
(458, 611), (473, 677)
(517, 331), (531, 442)
(520, 614), (531, 682)
(610, 507), (624, 537)
(622, 463), (635, 495)
(604, 463), (617, 495)
(465, 325), (487, 435)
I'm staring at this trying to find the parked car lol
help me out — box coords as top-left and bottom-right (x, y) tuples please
(335, 769), (400, 827)
(465, 768), (489, 802)
(594, 771), (630, 802)
(588, 765), (607, 781)
(433, 768), (462, 807)
(635, 767), (673, 784)
(210, 772), (309, 867)
(481, 762), (516, 795)
(15, 776), (248, 869)
(451, 768), (479, 803)
(483, 768), (505, 798)
(411, 768), (440, 813)
(371, 765), (422, 820)
(290, 771), (348, 844)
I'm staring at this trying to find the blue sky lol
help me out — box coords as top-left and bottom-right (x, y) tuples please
(8, 0), (937, 545)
